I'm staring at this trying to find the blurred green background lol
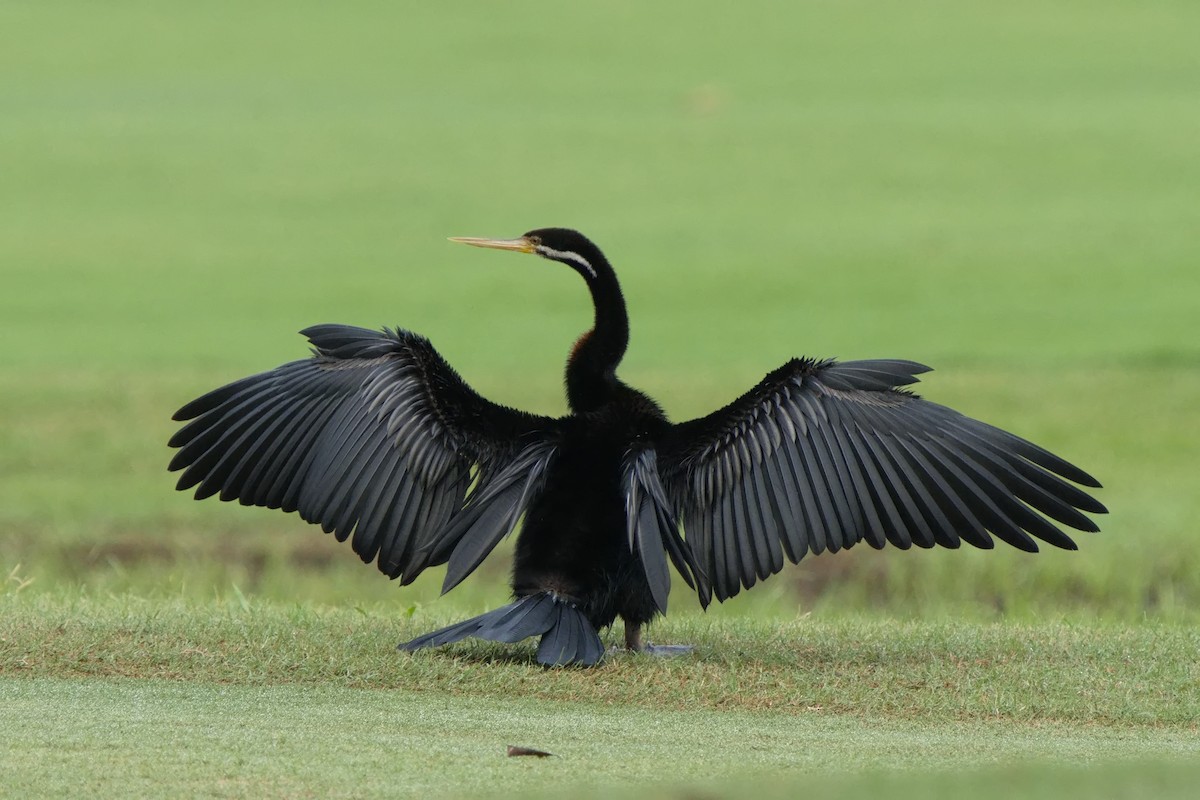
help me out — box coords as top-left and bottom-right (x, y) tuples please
(2, 0), (1197, 618)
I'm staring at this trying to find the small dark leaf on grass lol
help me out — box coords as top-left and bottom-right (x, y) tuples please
(506, 745), (554, 758)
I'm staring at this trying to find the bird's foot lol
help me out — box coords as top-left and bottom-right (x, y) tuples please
(607, 642), (695, 657)
(620, 623), (694, 657)
(640, 643), (695, 658)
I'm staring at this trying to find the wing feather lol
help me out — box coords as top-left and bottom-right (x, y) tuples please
(623, 447), (706, 612)
(656, 358), (1106, 601)
(169, 324), (558, 586)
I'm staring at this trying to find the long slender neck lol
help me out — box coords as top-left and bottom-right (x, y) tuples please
(566, 264), (629, 413)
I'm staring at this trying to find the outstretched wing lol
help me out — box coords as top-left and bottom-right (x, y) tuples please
(169, 324), (558, 589)
(655, 358), (1107, 603)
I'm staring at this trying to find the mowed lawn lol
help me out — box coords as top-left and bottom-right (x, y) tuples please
(4, 598), (1199, 798)
(2, 1), (1198, 797)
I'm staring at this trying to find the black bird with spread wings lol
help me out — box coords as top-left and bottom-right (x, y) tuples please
(169, 228), (1106, 666)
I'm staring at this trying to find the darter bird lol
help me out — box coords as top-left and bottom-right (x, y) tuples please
(169, 228), (1106, 666)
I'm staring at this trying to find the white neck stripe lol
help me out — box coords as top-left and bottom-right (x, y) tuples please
(536, 245), (597, 279)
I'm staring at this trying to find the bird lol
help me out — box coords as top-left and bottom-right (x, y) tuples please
(168, 228), (1106, 667)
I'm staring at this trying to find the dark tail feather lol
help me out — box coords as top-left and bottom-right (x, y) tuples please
(398, 593), (605, 667)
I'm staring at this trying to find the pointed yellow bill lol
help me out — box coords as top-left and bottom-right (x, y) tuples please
(448, 236), (536, 253)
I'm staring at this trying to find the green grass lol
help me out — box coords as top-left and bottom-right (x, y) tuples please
(2, 0), (1198, 796)
(5, 594), (1199, 724)
(3, 360), (1195, 619)
(2, 0), (1198, 617)
(3, 594), (1198, 798)
(5, 677), (1199, 800)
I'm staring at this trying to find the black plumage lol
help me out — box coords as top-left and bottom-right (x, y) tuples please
(169, 228), (1106, 666)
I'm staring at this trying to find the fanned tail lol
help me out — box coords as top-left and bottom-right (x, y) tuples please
(398, 593), (605, 667)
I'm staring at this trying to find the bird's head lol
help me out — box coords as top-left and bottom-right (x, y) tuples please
(449, 227), (606, 281)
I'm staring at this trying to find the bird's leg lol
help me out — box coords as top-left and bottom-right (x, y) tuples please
(624, 622), (644, 652)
